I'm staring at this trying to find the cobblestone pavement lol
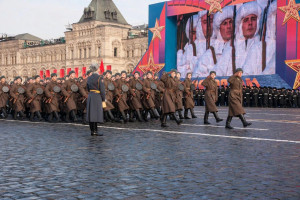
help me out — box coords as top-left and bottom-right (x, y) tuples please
(0, 107), (300, 200)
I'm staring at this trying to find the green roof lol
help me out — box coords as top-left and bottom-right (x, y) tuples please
(79, 0), (129, 25)
(15, 33), (42, 41)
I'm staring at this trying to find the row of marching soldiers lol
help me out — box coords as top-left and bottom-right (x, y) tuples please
(0, 69), (199, 127)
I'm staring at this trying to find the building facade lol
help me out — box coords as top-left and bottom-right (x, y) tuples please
(0, 0), (148, 81)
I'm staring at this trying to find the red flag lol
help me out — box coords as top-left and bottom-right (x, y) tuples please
(53, 69), (57, 74)
(67, 68), (71, 76)
(40, 71), (44, 80)
(75, 68), (79, 78)
(100, 60), (104, 74)
(82, 67), (87, 78)
(46, 70), (50, 78)
(60, 69), (65, 78)
(106, 65), (111, 71)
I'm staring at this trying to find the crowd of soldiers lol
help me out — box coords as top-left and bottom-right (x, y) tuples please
(193, 85), (300, 108)
(0, 70), (299, 125)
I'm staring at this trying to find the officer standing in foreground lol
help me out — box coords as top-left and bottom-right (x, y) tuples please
(225, 68), (252, 129)
(86, 65), (106, 136)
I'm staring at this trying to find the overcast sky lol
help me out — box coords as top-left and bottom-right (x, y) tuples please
(0, 0), (166, 40)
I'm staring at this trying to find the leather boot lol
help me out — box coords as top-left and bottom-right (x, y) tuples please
(172, 113), (182, 125)
(143, 110), (149, 122)
(82, 113), (87, 124)
(190, 108), (197, 118)
(1, 107), (7, 119)
(238, 115), (252, 127)
(48, 113), (53, 122)
(129, 110), (135, 122)
(89, 122), (95, 135)
(121, 111), (128, 123)
(161, 114), (168, 127)
(13, 111), (17, 120)
(213, 112), (223, 123)
(95, 123), (103, 136)
(104, 111), (109, 122)
(107, 110), (115, 122)
(178, 110), (184, 119)
(225, 116), (234, 129)
(36, 111), (43, 121)
(184, 109), (190, 119)
(65, 112), (71, 123)
(70, 110), (78, 122)
(204, 111), (210, 125)
(53, 111), (61, 122)
(151, 108), (159, 120)
(136, 110), (144, 122)
(29, 112), (34, 121)
(19, 111), (25, 120)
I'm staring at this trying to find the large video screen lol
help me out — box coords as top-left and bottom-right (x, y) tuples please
(176, 0), (277, 78)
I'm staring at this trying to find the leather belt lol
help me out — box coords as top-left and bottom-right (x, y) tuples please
(90, 90), (100, 94)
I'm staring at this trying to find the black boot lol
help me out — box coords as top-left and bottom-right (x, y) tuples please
(238, 115), (252, 127)
(29, 112), (34, 121)
(107, 110), (115, 122)
(19, 111), (25, 120)
(161, 114), (168, 127)
(143, 110), (149, 122)
(48, 113), (53, 122)
(65, 112), (71, 123)
(190, 108), (197, 118)
(13, 111), (17, 120)
(204, 111), (210, 125)
(151, 108), (160, 120)
(121, 111), (128, 123)
(178, 110), (184, 119)
(136, 110), (144, 122)
(36, 111), (43, 121)
(184, 109), (190, 119)
(70, 110), (78, 122)
(89, 122), (95, 135)
(225, 116), (234, 129)
(213, 112), (223, 123)
(172, 113), (182, 125)
(104, 111), (109, 122)
(53, 111), (61, 122)
(93, 122), (103, 136)
(1, 107), (7, 119)
(129, 110), (135, 122)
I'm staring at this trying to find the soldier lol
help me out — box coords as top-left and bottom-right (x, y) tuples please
(263, 87), (269, 107)
(201, 71), (223, 124)
(174, 72), (184, 119)
(160, 70), (183, 127)
(268, 87), (273, 107)
(86, 65), (106, 136)
(10, 77), (26, 120)
(142, 71), (160, 120)
(225, 68), (252, 129)
(44, 73), (62, 122)
(297, 89), (300, 108)
(61, 71), (87, 122)
(0, 76), (9, 118)
(273, 87), (279, 108)
(154, 73), (165, 115)
(26, 75), (44, 121)
(292, 89), (298, 108)
(220, 85), (226, 106)
(183, 72), (197, 119)
(103, 70), (116, 122)
(114, 71), (130, 123)
(128, 71), (144, 122)
(258, 87), (263, 107)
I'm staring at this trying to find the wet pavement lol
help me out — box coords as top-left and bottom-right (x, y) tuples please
(0, 107), (300, 199)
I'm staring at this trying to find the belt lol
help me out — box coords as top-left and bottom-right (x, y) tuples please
(90, 90), (101, 94)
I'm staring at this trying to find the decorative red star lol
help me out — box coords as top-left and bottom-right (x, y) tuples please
(279, 0), (300, 24)
(139, 51), (165, 74)
(285, 59), (300, 89)
(205, 0), (223, 15)
(149, 19), (165, 41)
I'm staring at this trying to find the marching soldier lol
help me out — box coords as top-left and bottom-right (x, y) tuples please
(103, 70), (116, 122)
(44, 73), (62, 122)
(175, 72), (184, 119)
(0, 76), (9, 118)
(183, 72), (197, 119)
(201, 71), (223, 124)
(61, 71), (87, 122)
(26, 75), (45, 121)
(160, 70), (183, 127)
(128, 71), (144, 122)
(225, 68), (252, 129)
(86, 65), (106, 136)
(10, 77), (26, 120)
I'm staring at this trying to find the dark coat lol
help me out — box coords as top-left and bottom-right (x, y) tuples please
(86, 73), (106, 123)
(202, 76), (218, 112)
(227, 75), (245, 117)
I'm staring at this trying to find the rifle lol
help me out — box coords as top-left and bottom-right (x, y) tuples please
(231, 6), (237, 74)
(260, 0), (271, 72)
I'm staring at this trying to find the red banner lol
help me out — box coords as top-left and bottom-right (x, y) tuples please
(100, 60), (104, 74)
(67, 68), (71, 76)
(75, 68), (79, 78)
(106, 65), (112, 71)
(40, 71), (44, 80)
(60, 69), (65, 78)
(45, 70), (50, 78)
